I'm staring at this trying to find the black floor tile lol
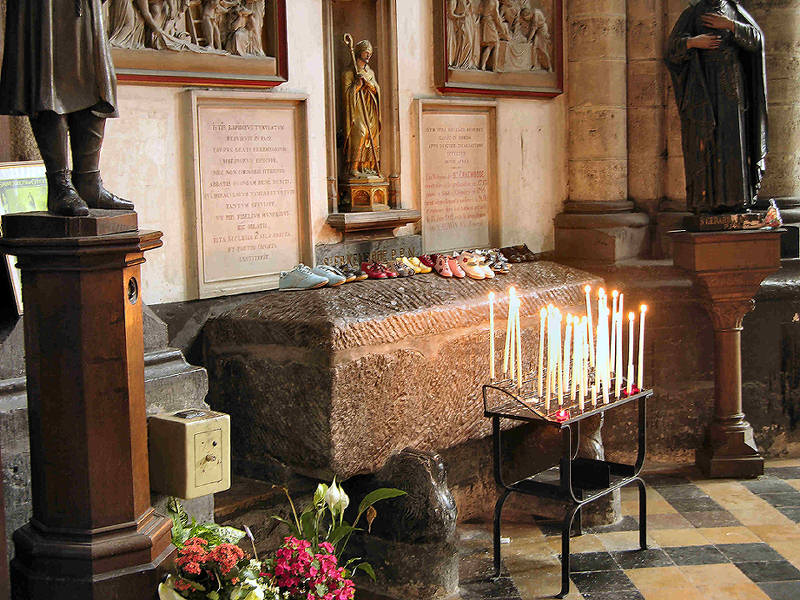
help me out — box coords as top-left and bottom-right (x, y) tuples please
(716, 543), (785, 563)
(564, 551), (618, 572)
(581, 592), (645, 600)
(667, 496), (723, 513)
(777, 506), (800, 522)
(459, 549), (509, 580)
(758, 492), (800, 508)
(758, 580), (800, 600)
(570, 570), (637, 594)
(611, 548), (674, 569)
(664, 544), (729, 566)
(587, 515), (640, 534)
(735, 561), (800, 583)
(764, 466), (800, 480)
(654, 483), (708, 500)
(459, 575), (521, 600)
(641, 473), (691, 488)
(681, 510), (740, 528)
(742, 478), (797, 495)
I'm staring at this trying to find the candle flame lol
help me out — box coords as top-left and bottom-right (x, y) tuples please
(488, 292), (495, 301)
(598, 287), (605, 297)
(584, 285), (591, 293)
(612, 290), (619, 298)
(641, 304), (648, 313)
(628, 311), (635, 320)
(540, 307), (547, 317)
(509, 286), (517, 297)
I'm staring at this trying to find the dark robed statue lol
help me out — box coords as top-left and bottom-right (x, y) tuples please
(666, 0), (767, 215)
(0, 0), (133, 216)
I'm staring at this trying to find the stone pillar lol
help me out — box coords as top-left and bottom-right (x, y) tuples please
(748, 0), (800, 257)
(672, 229), (782, 478)
(556, 0), (650, 264)
(0, 213), (173, 600)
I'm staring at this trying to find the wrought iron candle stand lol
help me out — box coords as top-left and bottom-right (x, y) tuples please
(483, 373), (653, 599)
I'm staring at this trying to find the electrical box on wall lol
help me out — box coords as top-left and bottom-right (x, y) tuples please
(148, 410), (231, 499)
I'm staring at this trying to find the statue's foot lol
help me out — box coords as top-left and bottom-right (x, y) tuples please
(46, 171), (89, 217)
(72, 170), (135, 211)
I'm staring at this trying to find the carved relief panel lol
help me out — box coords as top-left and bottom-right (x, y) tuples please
(105, 0), (288, 87)
(434, 0), (564, 97)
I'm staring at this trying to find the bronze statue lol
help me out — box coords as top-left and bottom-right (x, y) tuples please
(342, 37), (381, 179)
(0, 0), (133, 216)
(666, 0), (768, 215)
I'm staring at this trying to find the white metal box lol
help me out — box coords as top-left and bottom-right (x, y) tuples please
(148, 409), (231, 499)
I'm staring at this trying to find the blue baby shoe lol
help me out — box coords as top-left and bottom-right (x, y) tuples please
(312, 265), (347, 287)
(279, 264), (329, 291)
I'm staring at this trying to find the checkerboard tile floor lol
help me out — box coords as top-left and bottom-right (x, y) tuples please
(456, 459), (800, 600)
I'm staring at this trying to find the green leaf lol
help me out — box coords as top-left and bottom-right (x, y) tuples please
(327, 524), (359, 545)
(353, 561), (377, 582)
(270, 515), (299, 536)
(357, 488), (407, 515)
(299, 509), (317, 541)
(206, 592), (220, 600)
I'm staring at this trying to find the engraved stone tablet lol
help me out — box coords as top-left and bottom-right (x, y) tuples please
(418, 101), (497, 254)
(191, 91), (311, 298)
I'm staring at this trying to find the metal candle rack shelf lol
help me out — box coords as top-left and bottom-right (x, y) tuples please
(483, 377), (653, 598)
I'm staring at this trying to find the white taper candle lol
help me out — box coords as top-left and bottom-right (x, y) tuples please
(638, 305), (647, 390)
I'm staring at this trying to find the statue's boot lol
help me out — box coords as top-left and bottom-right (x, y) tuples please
(29, 111), (89, 217)
(68, 109), (134, 211)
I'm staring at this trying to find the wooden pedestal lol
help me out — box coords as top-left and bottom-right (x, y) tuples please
(672, 229), (782, 478)
(0, 212), (173, 599)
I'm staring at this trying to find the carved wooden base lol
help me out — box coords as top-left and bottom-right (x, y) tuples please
(0, 213), (173, 599)
(671, 229), (782, 478)
(341, 178), (390, 212)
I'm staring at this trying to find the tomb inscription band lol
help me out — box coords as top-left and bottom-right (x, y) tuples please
(191, 92), (312, 299)
(419, 100), (497, 254)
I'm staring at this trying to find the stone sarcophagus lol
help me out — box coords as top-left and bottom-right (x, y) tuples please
(203, 262), (600, 481)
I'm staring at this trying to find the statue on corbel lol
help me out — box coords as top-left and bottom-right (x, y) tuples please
(340, 34), (389, 212)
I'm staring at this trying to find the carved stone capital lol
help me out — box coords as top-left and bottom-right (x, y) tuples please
(702, 297), (755, 331)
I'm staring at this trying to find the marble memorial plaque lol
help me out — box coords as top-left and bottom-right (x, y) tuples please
(418, 101), (497, 254)
(191, 91), (311, 298)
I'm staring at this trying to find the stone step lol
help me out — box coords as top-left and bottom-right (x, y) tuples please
(213, 476), (284, 522)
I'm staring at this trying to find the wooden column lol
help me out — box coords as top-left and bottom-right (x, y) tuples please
(0, 213), (172, 600)
(672, 229), (782, 478)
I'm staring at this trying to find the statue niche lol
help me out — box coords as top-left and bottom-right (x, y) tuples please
(107, 0), (266, 57)
(339, 34), (389, 212)
(447, 0), (553, 73)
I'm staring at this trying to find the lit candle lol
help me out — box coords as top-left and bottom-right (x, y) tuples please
(572, 317), (580, 401)
(628, 311), (635, 395)
(638, 305), (647, 390)
(584, 285), (594, 366)
(591, 383), (597, 407)
(546, 306), (553, 409)
(515, 298), (523, 389)
(580, 316), (588, 399)
(564, 315), (572, 403)
(538, 307), (546, 397)
(556, 310), (563, 405)
(617, 293), (624, 379)
(509, 301), (516, 384)
(615, 303), (622, 398)
(489, 292), (496, 381)
(610, 291), (618, 376)
(504, 288), (517, 377)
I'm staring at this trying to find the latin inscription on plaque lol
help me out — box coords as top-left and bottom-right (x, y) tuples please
(194, 94), (309, 298)
(420, 109), (493, 253)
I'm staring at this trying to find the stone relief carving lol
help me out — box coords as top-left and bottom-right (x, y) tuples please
(107, 0), (267, 57)
(446, 0), (552, 72)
